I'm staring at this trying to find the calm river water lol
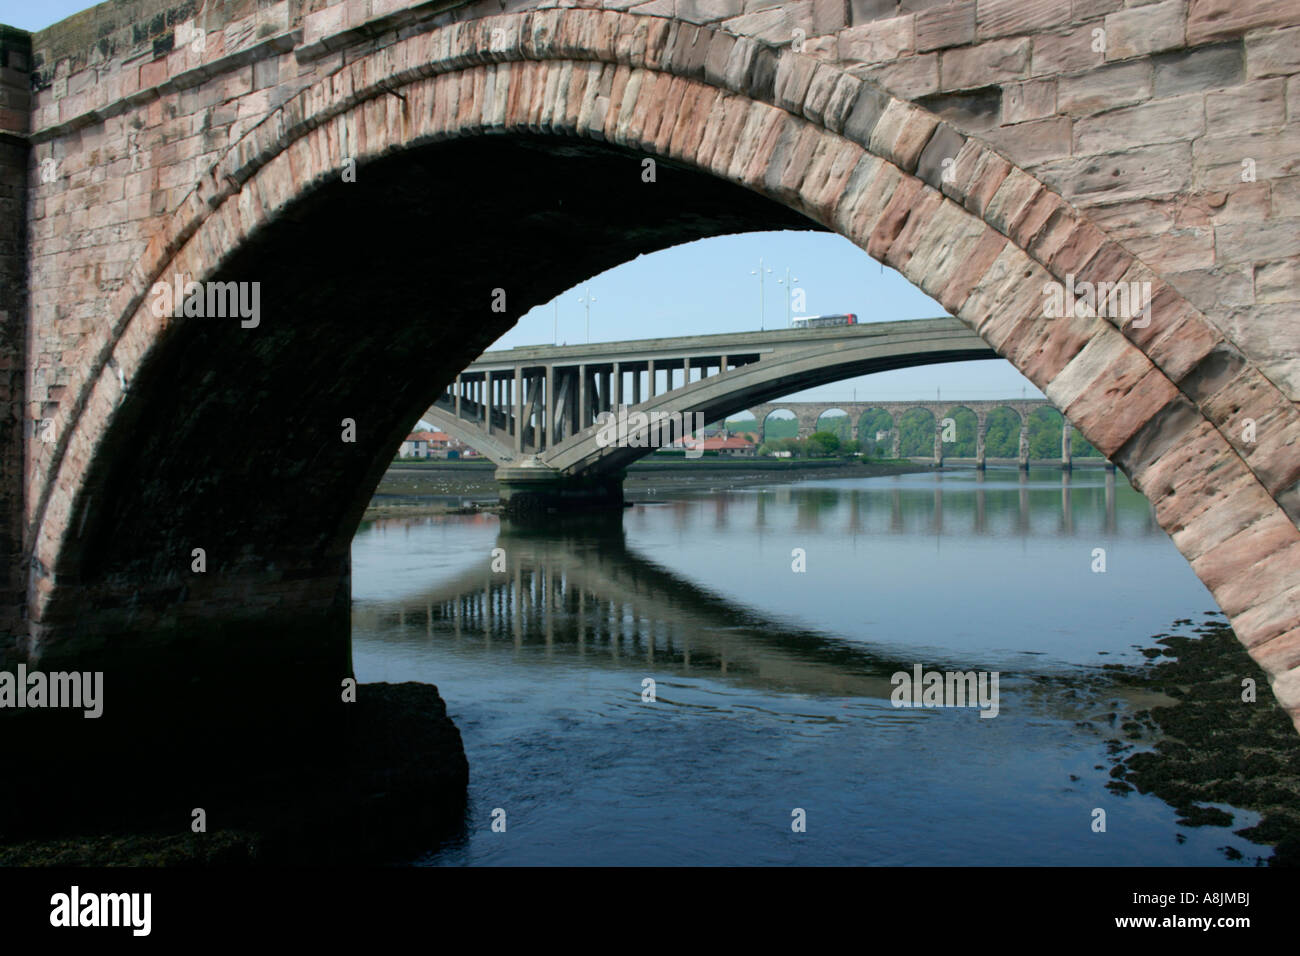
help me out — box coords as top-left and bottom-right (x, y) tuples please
(351, 467), (1259, 865)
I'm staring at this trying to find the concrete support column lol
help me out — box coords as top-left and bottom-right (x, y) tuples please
(454, 375), (462, 420)
(933, 420), (943, 465)
(514, 366), (523, 453)
(531, 374), (542, 450)
(568, 369), (579, 436)
(647, 360), (656, 398)
(975, 419), (986, 469)
(1018, 418), (1029, 470)
(612, 362), (621, 409)
(578, 364), (587, 432)
(496, 465), (626, 518)
(632, 365), (641, 404)
(1062, 420), (1073, 470)
(545, 365), (555, 450)
(891, 429), (901, 459)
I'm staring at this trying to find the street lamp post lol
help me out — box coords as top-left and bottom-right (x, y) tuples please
(578, 288), (597, 343)
(776, 267), (799, 327)
(751, 258), (772, 331)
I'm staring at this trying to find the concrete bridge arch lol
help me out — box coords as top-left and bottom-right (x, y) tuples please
(8, 5), (1300, 732)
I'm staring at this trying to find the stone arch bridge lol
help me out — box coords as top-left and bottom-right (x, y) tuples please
(0, 0), (1296, 738)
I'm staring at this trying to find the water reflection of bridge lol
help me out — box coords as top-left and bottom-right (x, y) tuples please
(354, 471), (1146, 700)
(355, 519), (906, 699)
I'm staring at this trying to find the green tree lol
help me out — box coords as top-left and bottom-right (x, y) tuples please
(1028, 407), (1064, 459)
(805, 431), (841, 457)
(816, 413), (852, 442)
(763, 415), (798, 440)
(857, 409), (894, 457)
(1071, 429), (1103, 458)
(897, 408), (935, 457)
(941, 406), (977, 457)
(983, 407), (1020, 458)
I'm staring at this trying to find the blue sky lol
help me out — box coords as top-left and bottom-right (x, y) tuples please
(501, 231), (1040, 403)
(13, 0), (1040, 403)
(2, 1), (88, 30)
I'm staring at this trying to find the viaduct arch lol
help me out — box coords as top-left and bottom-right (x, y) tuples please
(748, 398), (1074, 466)
(4, 3), (1299, 733)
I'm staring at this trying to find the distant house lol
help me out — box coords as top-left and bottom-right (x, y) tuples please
(398, 429), (464, 459)
(706, 435), (756, 457)
(398, 432), (430, 459)
(669, 431), (756, 457)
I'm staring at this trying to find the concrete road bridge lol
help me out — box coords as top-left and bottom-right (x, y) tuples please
(424, 319), (1109, 473)
(422, 315), (993, 495)
(2, 0), (1298, 739)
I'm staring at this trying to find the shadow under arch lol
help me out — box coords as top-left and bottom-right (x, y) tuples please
(53, 135), (813, 658)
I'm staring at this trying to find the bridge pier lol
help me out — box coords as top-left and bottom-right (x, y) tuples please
(496, 465), (624, 518)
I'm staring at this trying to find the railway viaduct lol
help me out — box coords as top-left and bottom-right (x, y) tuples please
(0, 0), (1298, 732)
(743, 397), (1064, 462)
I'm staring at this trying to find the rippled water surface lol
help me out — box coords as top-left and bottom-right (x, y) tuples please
(351, 467), (1258, 865)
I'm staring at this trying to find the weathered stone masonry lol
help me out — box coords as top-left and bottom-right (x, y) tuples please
(0, 27), (29, 646)
(3, 0), (1298, 729)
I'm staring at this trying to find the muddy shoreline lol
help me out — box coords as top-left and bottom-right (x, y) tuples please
(1047, 613), (1300, 866)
